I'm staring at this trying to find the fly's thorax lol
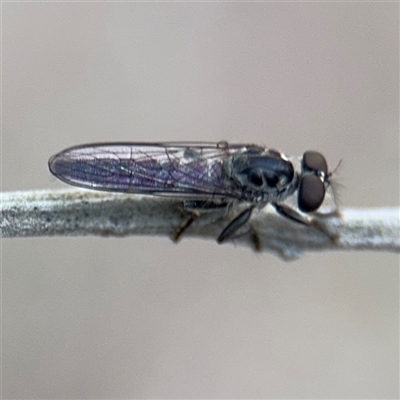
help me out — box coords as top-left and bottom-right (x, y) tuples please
(226, 148), (297, 203)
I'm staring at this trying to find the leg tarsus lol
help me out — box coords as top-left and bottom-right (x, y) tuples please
(309, 218), (340, 245)
(249, 227), (262, 252)
(173, 211), (199, 242)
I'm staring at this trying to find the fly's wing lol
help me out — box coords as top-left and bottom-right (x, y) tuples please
(48, 142), (251, 200)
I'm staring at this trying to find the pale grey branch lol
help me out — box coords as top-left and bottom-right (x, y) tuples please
(1, 189), (399, 260)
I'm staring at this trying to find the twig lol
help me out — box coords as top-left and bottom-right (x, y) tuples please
(1, 189), (399, 260)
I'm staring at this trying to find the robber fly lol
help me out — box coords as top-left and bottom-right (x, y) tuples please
(48, 141), (336, 248)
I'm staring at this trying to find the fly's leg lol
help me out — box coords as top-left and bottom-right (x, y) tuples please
(176, 203), (261, 251)
(249, 226), (262, 252)
(217, 206), (255, 244)
(272, 203), (310, 226)
(183, 200), (229, 212)
(314, 208), (342, 219)
(173, 212), (199, 242)
(173, 200), (229, 242)
(272, 203), (339, 244)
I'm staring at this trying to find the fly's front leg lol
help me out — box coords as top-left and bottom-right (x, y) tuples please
(272, 203), (310, 226)
(272, 203), (339, 243)
(173, 200), (229, 242)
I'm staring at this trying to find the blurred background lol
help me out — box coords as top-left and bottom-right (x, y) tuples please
(2, 2), (399, 398)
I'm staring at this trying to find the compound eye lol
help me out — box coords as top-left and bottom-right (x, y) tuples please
(302, 151), (328, 175)
(298, 175), (325, 212)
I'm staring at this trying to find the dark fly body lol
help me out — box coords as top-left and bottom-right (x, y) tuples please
(48, 142), (335, 247)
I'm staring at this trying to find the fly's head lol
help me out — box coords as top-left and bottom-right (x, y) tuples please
(297, 151), (330, 213)
(231, 149), (296, 202)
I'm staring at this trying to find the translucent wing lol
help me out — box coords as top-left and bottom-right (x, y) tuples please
(48, 142), (252, 200)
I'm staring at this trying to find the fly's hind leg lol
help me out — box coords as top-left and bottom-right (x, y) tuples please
(173, 200), (229, 242)
(249, 226), (262, 252)
(173, 211), (199, 242)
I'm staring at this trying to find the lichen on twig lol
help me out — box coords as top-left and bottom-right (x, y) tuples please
(1, 189), (399, 260)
